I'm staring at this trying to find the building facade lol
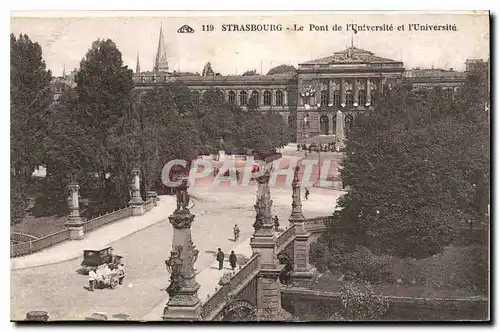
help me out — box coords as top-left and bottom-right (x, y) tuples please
(131, 27), (470, 143)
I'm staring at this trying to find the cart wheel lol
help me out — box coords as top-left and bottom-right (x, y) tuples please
(110, 276), (119, 289)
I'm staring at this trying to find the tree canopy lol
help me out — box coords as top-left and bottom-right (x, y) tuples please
(11, 33), (53, 224)
(267, 64), (296, 75)
(316, 66), (489, 261)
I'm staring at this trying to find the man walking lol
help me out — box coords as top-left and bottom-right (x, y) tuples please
(305, 188), (310, 200)
(216, 248), (225, 270)
(233, 224), (240, 242)
(229, 250), (237, 271)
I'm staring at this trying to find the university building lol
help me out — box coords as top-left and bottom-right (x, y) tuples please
(52, 25), (472, 143)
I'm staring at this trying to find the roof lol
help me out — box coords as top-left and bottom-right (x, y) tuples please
(404, 68), (466, 79)
(301, 47), (400, 65)
(133, 71), (297, 85)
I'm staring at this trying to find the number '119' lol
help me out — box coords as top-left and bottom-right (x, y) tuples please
(202, 25), (215, 32)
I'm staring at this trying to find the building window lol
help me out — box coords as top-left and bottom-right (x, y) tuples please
(250, 90), (259, 107)
(346, 90), (353, 105)
(320, 90), (329, 106)
(370, 90), (377, 105)
(444, 88), (453, 100)
(275, 90), (283, 106)
(359, 90), (366, 106)
(228, 91), (236, 104)
(239, 91), (248, 105)
(345, 114), (354, 132)
(263, 91), (271, 106)
(333, 90), (340, 106)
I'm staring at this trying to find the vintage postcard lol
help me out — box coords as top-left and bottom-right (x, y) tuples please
(10, 11), (490, 322)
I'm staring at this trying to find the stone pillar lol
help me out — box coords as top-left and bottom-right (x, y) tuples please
(328, 79), (334, 106)
(283, 89), (288, 106)
(289, 166), (314, 284)
(353, 79), (359, 106)
(250, 164), (291, 321)
(272, 90), (276, 106)
(336, 110), (345, 150)
(236, 90), (240, 106)
(163, 179), (201, 321)
(65, 182), (84, 240)
(314, 80), (321, 106)
(340, 78), (346, 105)
(328, 114), (334, 135)
(129, 168), (144, 216)
(366, 78), (371, 105)
(260, 89), (264, 106)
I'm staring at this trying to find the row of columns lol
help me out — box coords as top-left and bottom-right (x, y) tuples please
(310, 77), (379, 106)
(64, 169), (156, 240)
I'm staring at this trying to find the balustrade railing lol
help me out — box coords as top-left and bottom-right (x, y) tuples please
(304, 216), (332, 233)
(201, 254), (260, 320)
(11, 228), (70, 258)
(276, 226), (295, 251)
(83, 207), (133, 233)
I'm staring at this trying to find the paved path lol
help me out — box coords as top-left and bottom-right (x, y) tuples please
(11, 196), (176, 271)
(142, 237), (253, 321)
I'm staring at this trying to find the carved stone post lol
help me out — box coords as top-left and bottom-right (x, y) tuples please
(250, 160), (291, 321)
(65, 182), (84, 240)
(288, 167), (314, 285)
(129, 168), (144, 216)
(163, 179), (201, 321)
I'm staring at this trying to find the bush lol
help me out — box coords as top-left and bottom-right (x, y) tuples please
(330, 282), (389, 321)
(343, 246), (394, 284)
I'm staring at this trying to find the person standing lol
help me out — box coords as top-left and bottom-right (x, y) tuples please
(88, 268), (97, 291)
(216, 248), (224, 270)
(273, 215), (280, 231)
(229, 251), (237, 271)
(305, 188), (310, 200)
(233, 224), (240, 242)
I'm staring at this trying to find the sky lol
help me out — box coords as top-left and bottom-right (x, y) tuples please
(10, 11), (490, 77)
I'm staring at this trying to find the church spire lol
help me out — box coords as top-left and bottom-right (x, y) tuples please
(136, 51), (141, 73)
(154, 23), (169, 72)
(63, 64), (66, 77)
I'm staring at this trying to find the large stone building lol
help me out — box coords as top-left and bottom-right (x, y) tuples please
(130, 26), (470, 142)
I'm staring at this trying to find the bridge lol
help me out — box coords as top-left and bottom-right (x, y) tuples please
(162, 161), (334, 321)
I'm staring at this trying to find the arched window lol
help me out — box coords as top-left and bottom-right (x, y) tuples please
(275, 90), (283, 106)
(345, 90), (353, 105)
(359, 90), (367, 106)
(250, 91), (259, 107)
(345, 114), (354, 132)
(320, 90), (329, 106)
(333, 90), (340, 106)
(443, 88), (453, 100)
(228, 91), (236, 104)
(319, 115), (329, 135)
(263, 91), (272, 106)
(239, 91), (248, 105)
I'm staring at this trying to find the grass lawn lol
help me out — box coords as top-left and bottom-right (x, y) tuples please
(11, 214), (69, 238)
(310, 245), (488, 299)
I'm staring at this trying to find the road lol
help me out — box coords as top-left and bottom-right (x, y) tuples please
(11, 147), (344, 321)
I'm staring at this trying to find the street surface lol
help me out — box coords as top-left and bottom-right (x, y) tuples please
(11, 145), (345, 321)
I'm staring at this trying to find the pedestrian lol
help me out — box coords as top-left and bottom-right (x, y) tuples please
(273, 215), (280, 231)
(117, 264), (125, 285)
(216, 248), (224, 270)
(88, 268), (97, 291)
(229, 250), (237, 270)
(305, 188), (310, 200)
(233, 224), (240, 242)
(308, 145), (312, 153)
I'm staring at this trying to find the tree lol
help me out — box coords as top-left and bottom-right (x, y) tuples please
(201, 62), (215, 76)
(242, 69), (258, 76)
(315, 70), (489, 261)
(10, 33), (53, 224)
(73, 39), (135, 213)
(267, 64), (296, 75)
